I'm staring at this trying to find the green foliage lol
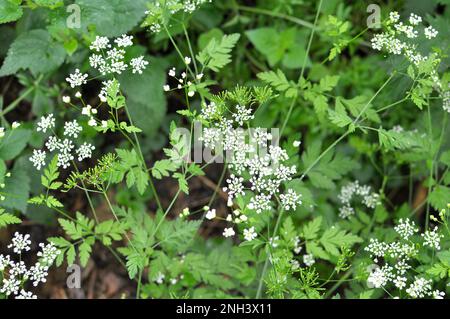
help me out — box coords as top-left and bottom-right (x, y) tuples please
(197, 33), (240, 72)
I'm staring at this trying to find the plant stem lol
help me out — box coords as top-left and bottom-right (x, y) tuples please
(256, 209), (284, 299)
(236, 6), (316, 30)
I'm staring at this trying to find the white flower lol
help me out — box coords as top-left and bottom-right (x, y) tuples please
(63, 120), (82, 138)
(409, 13), (422, 26)
(243, 227), (257, 241)
(223, 174), (245, 200)
(393, 276), (407, 289)
(223, 227), (235, 238)
(424, 26), (438, 39)
(28, 263), (49, 287)
(45, 136), (61, 152)
(81, 104), (97, 116)
(114, 34), (133, 47)
(280, 189), (302, 211)
(293, 140), (301, 147)
(432, 290), (445, 299)
(75, 142), (95, 162)
(89, 54), (105, 69)
(88, 118), (97, 127)
(0, 254), (12, 271)
(232, 104), (253, 125)
(130, 56), (149, 74)
(196, 73), (204, 80)
(37, 114), (55, 133)
(29, 149), (46, 170)
(12, 121), (20, 129)
(421, 227), (442, 250)
(0, 278), (20, 296)
(184, 56), (191, 65)
(75, 91), (82, 98)
(303, 254), (315, 267)
(8, 232), (31, 254)
(62, 96), (71, 103)
(389, 11), (400, 23)
(15, 290), (37, 299)
(168, 67), (176, 77)
(367, 266), (391, 288)
(163, 85), (170, 91)
(66, 69), (88, 88)
(394, 218), (418, 239)
(154, 272), (165, 284)
(205, 209), (216, 220)
(37, 242), (60, 265)
(89, 36), (110, 51)
(56, 139), (75, 169)
(248, 194), (272, 214)
(406, 277), (432, 298)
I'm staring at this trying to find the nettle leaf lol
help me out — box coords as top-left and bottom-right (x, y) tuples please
(0, 29), (65, 76)
(197, 33), (240, 72)
(0, 128), (31, 160)
(0, 209), (20, 228)
(75, 0), (147, 37)
(246, 27), (309, 69)
(1, 163), (30, 212)
(0, 0), (23, 24)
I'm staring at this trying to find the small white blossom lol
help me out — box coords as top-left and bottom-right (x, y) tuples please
(303, 254), (315, 267)
(130, 56), (149, 74)
(62, 96), (71, 103)
(424, 26), (438, 39)
(63, 120), (82, 138)
(114, 34), (133, 47)
(421, 227), (442, 250)
(280, 189), (302, 211)
(8, 232), (31, 254)
(29, 149), (46, 170)
(66, 69), (88, 88)
(89, 36), (110, 51)
(243, 227), (257, 241)
(223, 227), (235, 238)
(205, 209), (216, 220)
(36, 114), (55, 133)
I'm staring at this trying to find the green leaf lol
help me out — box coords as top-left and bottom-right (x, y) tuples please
(328, 99), (352, 128)
(151, 159), (178, 180)
(197, 33), (240, 72)
(429, 186), (450, 211)
(0, 128), (31, 160)
(0, 209), (20, 228)
(257, 69), (297, 97)
(302, 216), (322, 240)
(1, 163), (30, 212)
(319, 227), (362, 257)
(75, 0), (147, 37)
(0, 0), (23, 24)
(0, 29), (65, 76)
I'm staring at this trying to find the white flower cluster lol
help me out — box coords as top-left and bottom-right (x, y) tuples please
(338, 181), (380, 218)
(163, 62), (203, 97)
(364, 219), (445, 299)
(87, 35), (149, 76)
(30, 116), (95, 170)
(371, 12), (440, 70)
(0, 233), (60, 299)
(144, 0), (212, 33)
(198, 100), (301, 240)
